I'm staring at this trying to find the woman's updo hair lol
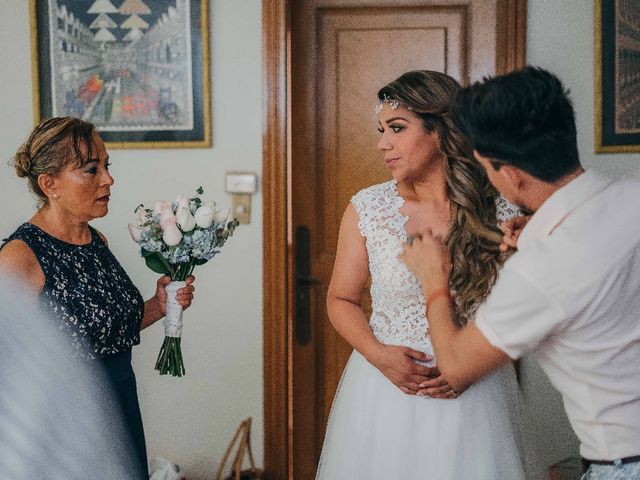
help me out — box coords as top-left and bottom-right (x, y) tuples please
(12, 117), (97, 206)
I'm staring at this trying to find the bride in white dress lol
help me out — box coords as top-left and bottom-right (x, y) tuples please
(316, 71), (537, 479)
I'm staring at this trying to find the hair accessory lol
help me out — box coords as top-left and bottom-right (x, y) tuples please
(375, 94), (400, 113)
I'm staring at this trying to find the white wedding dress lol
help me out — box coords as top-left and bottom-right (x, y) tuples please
(316, 180), (535, 480)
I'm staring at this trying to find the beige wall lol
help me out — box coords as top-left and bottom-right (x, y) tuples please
(0, 2), (263, 479)
(528, 0), (639, 176)
(1, 0), (638, 478)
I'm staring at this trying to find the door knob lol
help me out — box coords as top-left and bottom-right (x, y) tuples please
(295, 225), (321, 345)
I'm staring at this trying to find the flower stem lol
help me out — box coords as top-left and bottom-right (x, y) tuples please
(187, 259), (196, 278)
(155, 336), (184, 376)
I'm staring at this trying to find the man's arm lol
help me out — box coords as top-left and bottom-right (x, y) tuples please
(419, 294), (510, 392)
(399, 233), (511, 393)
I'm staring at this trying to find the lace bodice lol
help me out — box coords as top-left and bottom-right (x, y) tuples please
(351, 181), (518, 354)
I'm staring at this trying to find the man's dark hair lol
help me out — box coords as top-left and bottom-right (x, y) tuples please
(451, 66), (580, 182)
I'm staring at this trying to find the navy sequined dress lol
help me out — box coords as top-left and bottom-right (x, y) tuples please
(3, 222), (149, 477)
(5, 223), (143, 357)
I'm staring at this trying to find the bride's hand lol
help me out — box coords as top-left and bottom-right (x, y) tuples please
(416, 367), (463, 399)
(369, 344), (438, 395)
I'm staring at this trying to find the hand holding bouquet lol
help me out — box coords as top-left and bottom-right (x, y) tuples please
(129, 187), (239, 376)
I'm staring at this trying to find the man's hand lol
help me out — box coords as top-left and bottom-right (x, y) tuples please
(399, 231), (450, 297)
(499, 215), (531, 252)
(416, 366), (463, 399)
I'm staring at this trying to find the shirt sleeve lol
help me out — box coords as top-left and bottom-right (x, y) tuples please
(475, 266), (566, 359)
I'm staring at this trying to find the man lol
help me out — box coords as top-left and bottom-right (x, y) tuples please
(400, 66), (640, 479)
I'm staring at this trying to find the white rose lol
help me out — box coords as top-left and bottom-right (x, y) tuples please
(213, 207), (230, 225)
(194, 201), (215, 228)
(176, 206), (196, 232)
(128, 223), (144, 243)
(175, 194), (190, 210)
(162, 220), (183, 246)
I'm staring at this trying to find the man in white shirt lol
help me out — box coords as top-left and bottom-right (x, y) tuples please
(400, 67), (640, 480)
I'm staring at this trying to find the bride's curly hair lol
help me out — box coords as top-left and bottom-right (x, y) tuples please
(378, 71), (505, 325)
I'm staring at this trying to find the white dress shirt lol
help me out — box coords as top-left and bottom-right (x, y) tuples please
(475, 169), (640, 461)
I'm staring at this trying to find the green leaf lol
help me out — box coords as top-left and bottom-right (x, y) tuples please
(141, 249), (173, 276)
(194, 258), (208, 266)
(196, 186), (204, 195)
(144, 254), (171, 275)
(144, 254), (171, 276)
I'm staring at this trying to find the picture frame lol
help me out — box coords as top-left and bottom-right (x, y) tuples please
(595, 0), (640, 153)
(30, 0), (211, 149)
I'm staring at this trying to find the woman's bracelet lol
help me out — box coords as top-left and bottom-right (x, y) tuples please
(426, 286), (452, 312)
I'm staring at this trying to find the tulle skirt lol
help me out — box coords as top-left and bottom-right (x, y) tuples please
(317, 351), (538, 480)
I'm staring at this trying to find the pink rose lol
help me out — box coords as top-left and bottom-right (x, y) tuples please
(162, 218), (183, 246)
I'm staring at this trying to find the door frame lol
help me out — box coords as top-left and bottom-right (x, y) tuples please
(262, 1), (527, 478)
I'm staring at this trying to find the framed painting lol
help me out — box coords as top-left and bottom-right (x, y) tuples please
(595, 0), (640, 153)
(30, 0), (211, 149)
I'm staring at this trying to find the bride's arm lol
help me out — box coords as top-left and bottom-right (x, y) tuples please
(327, 205), (379, 359)
(328, 205), (437, 395)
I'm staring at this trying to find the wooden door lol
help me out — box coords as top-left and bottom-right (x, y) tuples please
(263, 1), (526, 478)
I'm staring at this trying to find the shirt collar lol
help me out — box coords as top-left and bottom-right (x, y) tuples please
(517, 170), (613, 250)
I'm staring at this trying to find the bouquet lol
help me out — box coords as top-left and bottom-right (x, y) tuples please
(128, 187), (239, 376)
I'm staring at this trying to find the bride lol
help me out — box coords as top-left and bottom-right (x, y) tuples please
(316, 70), (536, 479)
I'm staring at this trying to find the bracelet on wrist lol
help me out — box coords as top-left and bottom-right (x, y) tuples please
(426, 286), (452, 312)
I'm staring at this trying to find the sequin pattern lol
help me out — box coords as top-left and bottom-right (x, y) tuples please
(3, 223), (144, 359)
(582, 462), (640, 480)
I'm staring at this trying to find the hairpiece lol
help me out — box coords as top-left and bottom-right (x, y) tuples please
(375, 94), (400, 113)
(375, 94), (413, 114)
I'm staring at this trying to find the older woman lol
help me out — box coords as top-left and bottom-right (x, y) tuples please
(0, 117), (195, 478)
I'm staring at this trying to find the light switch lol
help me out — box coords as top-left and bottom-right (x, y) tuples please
(225, 172), (257, 224)
(225, 172), (258, 194)
(232, 194), (252, 224)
